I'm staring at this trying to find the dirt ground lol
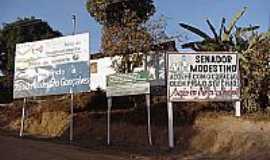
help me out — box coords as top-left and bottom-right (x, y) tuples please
(1, 133), (269, 160)
(0, 135), (128, 160)
(1, 98), (270, 159)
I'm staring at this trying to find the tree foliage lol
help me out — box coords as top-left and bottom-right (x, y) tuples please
(0, 17), (62, 102)
(101, 21), (152, 56)
(86, 0), (155, 73)
(86, 0), (155, 26)
(144, 15), (178, 45)
(240, 32), (270, 112)
(102, 23), (152, 73)
(179, 7), (260, 52)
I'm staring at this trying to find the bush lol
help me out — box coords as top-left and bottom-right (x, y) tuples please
(241, 32), (270, 112)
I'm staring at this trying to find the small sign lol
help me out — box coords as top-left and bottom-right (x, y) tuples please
(106, 71), (151, 97)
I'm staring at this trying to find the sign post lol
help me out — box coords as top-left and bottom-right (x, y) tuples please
(69, 88), (74, 142)
(107, 97), (112, 145)
(146, 94), (152, 146)
(167, 101), (174, 148)
(106, 72), (152, 145)
(19, 98), (27, 137)
(167, 52), (240, 148)
(235, 101), (241, 117)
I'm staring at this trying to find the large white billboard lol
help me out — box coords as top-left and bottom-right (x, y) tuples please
(14, 33), (90, 98)
(168, 53), (240, 102)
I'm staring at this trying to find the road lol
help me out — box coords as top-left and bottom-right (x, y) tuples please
(0, 135), (127, 160)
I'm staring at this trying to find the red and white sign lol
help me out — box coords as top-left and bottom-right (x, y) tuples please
(168, 53), (240, 102)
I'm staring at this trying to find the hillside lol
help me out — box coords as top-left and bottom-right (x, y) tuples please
(1, 93), (270, 159)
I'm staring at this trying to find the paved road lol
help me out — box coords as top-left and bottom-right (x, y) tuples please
(0, 135), (127, 160)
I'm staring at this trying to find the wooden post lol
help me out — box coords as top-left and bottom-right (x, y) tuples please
(167, 101), (174, 148)
(146, 94), (152, 146)
(107, 97), (112, 145)
(70, 89), (74, 142)
(19, 98), (26, 137)
(235, 101), (241, 117)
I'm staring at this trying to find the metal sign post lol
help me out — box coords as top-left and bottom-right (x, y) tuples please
(107, 97), (112, 145)
(167, 101), (174, 148)
(166, 53), (174, 148)
(106, 96), (152, 146)
(69, 88), (74, 142)
(146, 94), (152, 146)
(106, 72), (152, 146)
(235, 101), (241, 117)
(19, 98), (27, 137)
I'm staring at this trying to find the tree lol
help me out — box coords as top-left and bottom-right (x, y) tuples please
(240, 32), (270, 112)
(102, 21), (153, 73)
(0, 32), (6, 76)
(144, 15), (174, 45)
(179, 7), (260, 52)
(179, 7), (269, 112)
(0, 17), (62, 102)
(86, 0), (155, 26)
(86, 0), (155, 73)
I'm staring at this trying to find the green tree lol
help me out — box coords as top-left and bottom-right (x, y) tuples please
(104, 23), (153, 73)
(86, 0), (155, 26)
(86, 0), (155, 73)
(179, 7), (260, 52)
(240, 32), (270, 112)
(0, 17), (62, 102)
(179, 7), (269, 112)
(0, 32), (6, 76)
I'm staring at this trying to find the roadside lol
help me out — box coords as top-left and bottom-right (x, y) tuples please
(0, 135), (129, 160)
(2, 98), (270, 159)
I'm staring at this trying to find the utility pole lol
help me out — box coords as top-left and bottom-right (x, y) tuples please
(72, 15), (77, 35)
(69, 14), (77, 143)
(268, 13), (270, 32)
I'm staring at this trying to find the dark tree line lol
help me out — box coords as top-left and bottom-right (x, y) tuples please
(0, 17), (62, 102)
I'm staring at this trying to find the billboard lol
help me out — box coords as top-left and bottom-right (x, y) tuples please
(106, 71), (151, 97)
(14, 33), (90, 98)
(168, 53), (240, 101)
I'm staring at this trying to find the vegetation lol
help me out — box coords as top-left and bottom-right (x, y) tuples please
(241, 32), (270, 112)
(0, 17), (62, 102)
(102, 22), (152, 73)
(86, 0), (155, 73)
(86, 0), (155, 26)
(179, 7), (270, 112)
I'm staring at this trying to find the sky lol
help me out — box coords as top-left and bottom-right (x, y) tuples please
(1, 0), (269, 53)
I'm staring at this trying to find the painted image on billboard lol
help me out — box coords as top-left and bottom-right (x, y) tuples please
(14, 33), (90, 98)
(168, 53), (240, 101)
